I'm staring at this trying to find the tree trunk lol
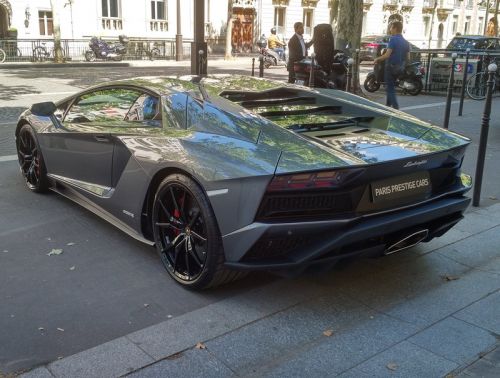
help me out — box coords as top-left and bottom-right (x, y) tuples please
(333, 0), (363, 52)
(50, 0), (64, 63)
(225, 1), (233, 60)
(331, 0), (363, 94)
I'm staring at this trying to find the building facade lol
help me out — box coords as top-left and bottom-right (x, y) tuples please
(0, 0), (496, 49)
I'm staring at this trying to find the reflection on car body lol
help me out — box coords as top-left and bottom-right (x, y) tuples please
(15, 75), (472, 289)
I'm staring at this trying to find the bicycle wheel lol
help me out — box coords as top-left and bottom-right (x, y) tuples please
(150, 47), (160, 60)
(0, 48), (5, 63)
(32, 47), (47, 62)
(466, 71), (494, 100)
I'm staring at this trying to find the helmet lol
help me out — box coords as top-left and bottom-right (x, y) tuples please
(270, 27), (276, 34)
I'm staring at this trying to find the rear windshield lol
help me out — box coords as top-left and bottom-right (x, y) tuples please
(447, 38), (499, 50)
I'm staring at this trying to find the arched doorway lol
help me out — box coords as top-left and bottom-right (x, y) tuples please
(0, 0), (12, 38)
(437, 23), (444, 49)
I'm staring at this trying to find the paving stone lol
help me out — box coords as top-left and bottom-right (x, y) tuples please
(20, 367), (54, 378)
(126, 278), (327, 360)
(205, 294), (368, 375)
(256, 313), (419, 377)
(47, 337), (153, 378)
(437, 226), (500, 273)
(458, 358), (500, 378)
(408, 317), (497, 365)
(483, 345), (500, 366)
(126, 348), (234, 378)
(454, 211), (500, 235)
(354, 341), (458, 378)
(454, 291), (500, 335)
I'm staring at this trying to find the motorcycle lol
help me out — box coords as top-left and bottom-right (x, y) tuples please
(364, 61), (424, 96)
(293, 50), (349, 90)
(257, 37), (286, 69)
(85, 35), (129, 62)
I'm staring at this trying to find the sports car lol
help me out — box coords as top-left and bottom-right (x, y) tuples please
(15, 75), (472, 289)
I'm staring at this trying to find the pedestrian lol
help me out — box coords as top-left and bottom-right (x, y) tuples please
(267, 27), (286, 60)
(374, 21), (409, 109)
(287, 22), (314, 84)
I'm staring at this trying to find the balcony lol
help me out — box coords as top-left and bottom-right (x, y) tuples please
(363, 0), (373, 10)
(302, 0), (320, 7)
(101, 17), (122, 31)
(233, 0), (256, 7)
(150, 20), (168, 32)
(383, 0), (398, 11)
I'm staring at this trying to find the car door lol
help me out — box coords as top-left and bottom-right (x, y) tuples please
(41, 87), (142, 193)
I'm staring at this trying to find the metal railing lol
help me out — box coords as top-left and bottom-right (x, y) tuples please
(0, 37), (227, 63)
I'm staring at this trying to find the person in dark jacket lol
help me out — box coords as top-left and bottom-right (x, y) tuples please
(287, 22), (314, 83)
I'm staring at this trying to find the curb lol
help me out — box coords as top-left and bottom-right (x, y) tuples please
(0, 62), (131, 69)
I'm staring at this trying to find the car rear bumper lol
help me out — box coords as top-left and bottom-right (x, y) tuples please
(223, 194), (470, 271)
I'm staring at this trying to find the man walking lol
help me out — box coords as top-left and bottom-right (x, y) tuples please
(374, 21), (409, 109)
(287, 22), (314, 84)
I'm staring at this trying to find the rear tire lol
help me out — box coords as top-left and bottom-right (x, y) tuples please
(0, 49), (6, 63)
(32, 47), (46, 62)
(407, 79), (423, 96)
(152, 174), (245, 289)
(364, 74), (380, 92)
(466, 71), (492, 100)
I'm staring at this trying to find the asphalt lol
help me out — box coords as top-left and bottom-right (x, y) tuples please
(0, 58), (498, 378)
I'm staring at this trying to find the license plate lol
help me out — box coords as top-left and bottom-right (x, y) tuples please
(371, 171), (431, 203)
(296, 79), (305, 85)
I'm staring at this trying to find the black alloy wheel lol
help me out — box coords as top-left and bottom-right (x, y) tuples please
(17, 125), (48, 192)
(152, 174), (243, 289)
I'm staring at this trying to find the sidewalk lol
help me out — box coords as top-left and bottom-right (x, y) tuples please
(21, 203), (500, 378)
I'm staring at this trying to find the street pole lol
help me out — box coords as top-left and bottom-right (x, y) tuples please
(191, 0), (207, 75)
(309, 53), (316, 88)
(443, 53), (457, 130)
(427, 0), (438, 49)
(176, 0), (183, 61)
(473, 63), (497, 207)
(458, 48), (470, 116)
(346, 58), (353, 92)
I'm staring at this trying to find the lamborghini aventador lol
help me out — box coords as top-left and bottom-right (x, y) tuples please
(15, 75), (472, 289)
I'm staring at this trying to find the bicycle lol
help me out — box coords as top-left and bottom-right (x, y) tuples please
(32, 42), (66, 62)
(0, 45), (22, 63)
(466, 55), (500, 100)
(135, 42), (161, 61)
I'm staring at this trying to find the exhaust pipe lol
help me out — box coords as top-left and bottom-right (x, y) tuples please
(385, 229), (429, 255)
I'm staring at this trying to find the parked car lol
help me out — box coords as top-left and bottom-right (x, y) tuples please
(446, 35), (500, 52)
(360, 35), (421, 62)
(16, 75), (471, 289)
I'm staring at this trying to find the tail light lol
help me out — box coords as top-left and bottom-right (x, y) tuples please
(266, 169), (364, 192)
(363, 43), (380, 49)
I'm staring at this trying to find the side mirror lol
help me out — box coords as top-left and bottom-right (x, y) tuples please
(30, 102), (57, 117)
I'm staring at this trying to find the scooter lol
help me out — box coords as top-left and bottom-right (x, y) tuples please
(257, 37), (286, 68)
(293, 50), (350, 89)
(364, 61), (424, 96)
(85, 35), (129, 62)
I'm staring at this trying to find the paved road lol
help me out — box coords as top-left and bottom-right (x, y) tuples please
(1, 60), (499, 375)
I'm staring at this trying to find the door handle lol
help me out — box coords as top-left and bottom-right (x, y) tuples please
(94, 135), (109, 142)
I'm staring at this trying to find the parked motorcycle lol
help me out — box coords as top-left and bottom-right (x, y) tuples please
(85, 35), (129, 62)
(257, 36), (286, 68)
(364, 61), (424, 96)
(293, 50), (349, 89)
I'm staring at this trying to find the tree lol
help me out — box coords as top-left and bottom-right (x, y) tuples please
(225, 0), (234, 60)
(330, 0), (363, 51)
(50, 0), (64, 63)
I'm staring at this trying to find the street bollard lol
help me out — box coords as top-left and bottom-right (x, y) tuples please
(443, 53), (457, 129)
(198, 49), (205, 76)
(309, 53), (316, 88)
(251, 57), (255, 77)
(458, 48), (470, 116)
(424, 52), (432, 92)
(353, 49), (360, 93)
(472, 63), (497, 207)
(259, 55), (264, 78)
(346, 58), (354, 93)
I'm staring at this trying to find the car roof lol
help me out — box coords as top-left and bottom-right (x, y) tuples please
(452, 35), (500, 40)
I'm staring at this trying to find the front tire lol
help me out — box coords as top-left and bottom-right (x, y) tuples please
(407, 79), (423, 96)
(85, 51), (96, 62)
(16, 125), (49, 193)
(0, 49), (6, 63)
(152, 174), (243, 289)
(466, 71), (492, 100)
(364, 74), (380, 92)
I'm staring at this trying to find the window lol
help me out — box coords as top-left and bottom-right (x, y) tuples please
(478, 18), (484, 34)
(303, 9), (313, 36)
(102, 0), (120, 18)
(452, 15), (458, 34)
(274, 7), (286, 35)
(423, 16), (430, 38)
(464, 16), (470, 34)
(151, 0), (166, 20)
(38, 11), (53, 36)
(65, 88), (160, 127)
